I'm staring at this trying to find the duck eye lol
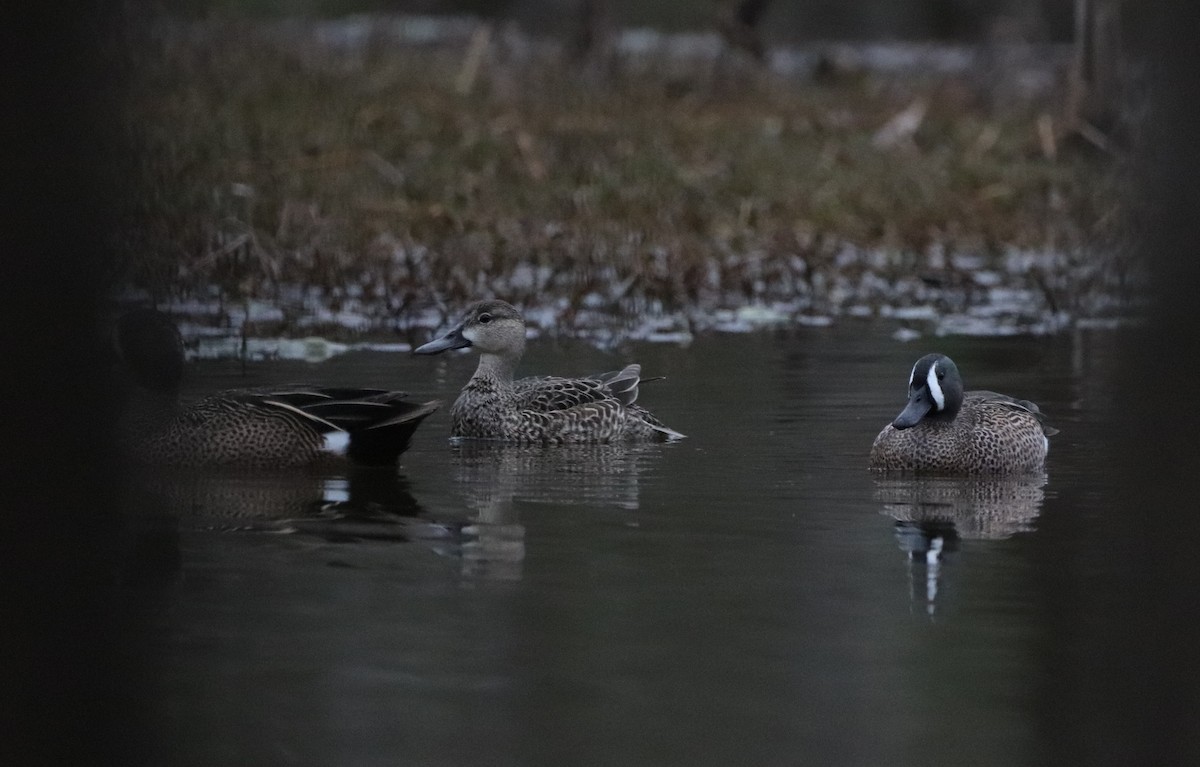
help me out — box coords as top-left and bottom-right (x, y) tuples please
(478, 313), (492, 324)
(936, 371), (945, 380)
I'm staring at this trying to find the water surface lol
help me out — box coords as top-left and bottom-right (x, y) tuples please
(121, 323), (1120, 766)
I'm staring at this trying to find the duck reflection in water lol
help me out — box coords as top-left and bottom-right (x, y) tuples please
(117, 464), (446, 590)
(874, 475), (1047, 619)
(128, 465), (441, 543)
(446, 440), (665, 580)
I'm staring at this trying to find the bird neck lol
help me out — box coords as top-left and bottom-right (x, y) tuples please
(472, 352), (518, 385)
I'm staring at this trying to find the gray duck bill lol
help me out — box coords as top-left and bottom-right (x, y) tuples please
(414, 326), (471, 355)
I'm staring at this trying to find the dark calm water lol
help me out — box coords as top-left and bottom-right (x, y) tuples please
(121, 323), (1122, 766)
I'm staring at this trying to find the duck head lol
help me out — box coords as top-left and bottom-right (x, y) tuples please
(414, 300), (526, 359)
(892, 353), (964, 429)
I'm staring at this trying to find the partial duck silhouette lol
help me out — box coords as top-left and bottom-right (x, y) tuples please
(115, 308), (439, 468)
(414, 300), (683, 443)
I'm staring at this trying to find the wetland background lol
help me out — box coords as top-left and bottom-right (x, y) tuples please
(8, 2), (1200, 766)
(118, 0), (1128, 343)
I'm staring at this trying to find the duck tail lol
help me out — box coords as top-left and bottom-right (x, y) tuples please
(631, 406), (685, 441)
(651, 423), (687, 441)
(348, 400), (441, 466)
(596, 363), (643, 406)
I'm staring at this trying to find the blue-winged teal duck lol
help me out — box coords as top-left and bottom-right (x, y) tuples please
(115, 309), (439, 468)
(413, 300), (684, 443)
(869, 353), (1056, 475)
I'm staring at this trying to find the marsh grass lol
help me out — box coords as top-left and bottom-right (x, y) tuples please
(121, 18), (1121, 338)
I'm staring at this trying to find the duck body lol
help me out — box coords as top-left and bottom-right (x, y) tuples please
(116, 309), (439, 469)
(869, 353), (1054, 475)
(448, 365), (677, 443)
(415, 300), (683, 444)
(124, 385), (439, 469)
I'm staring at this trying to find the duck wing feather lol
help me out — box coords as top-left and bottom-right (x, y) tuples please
(967, 390), (1059, 436)
(513, 363), (645, 412)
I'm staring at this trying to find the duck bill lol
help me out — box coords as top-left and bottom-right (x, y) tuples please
(891, 390), (934, 430)
(413, 325), (471, 355)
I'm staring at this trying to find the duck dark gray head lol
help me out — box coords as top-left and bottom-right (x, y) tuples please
(891, 353), (964, 429)
(413, 300), (526, 357)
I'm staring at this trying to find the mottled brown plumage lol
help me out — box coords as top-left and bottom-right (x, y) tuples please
(115, 309), (439, 468)
(869, 354), (1055, 475)
(414, 300), (683, 444)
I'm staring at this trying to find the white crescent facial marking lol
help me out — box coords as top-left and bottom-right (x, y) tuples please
(462, 326), (478, 343)
(926, 364), (945, 411)
(908, 361), (919, 388)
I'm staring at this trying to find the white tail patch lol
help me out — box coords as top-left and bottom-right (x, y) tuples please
(926, 365), (945, 411)
(322, 431), (351, 456)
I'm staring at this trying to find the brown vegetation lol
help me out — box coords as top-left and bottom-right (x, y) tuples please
(119, 18), (1123, 339)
